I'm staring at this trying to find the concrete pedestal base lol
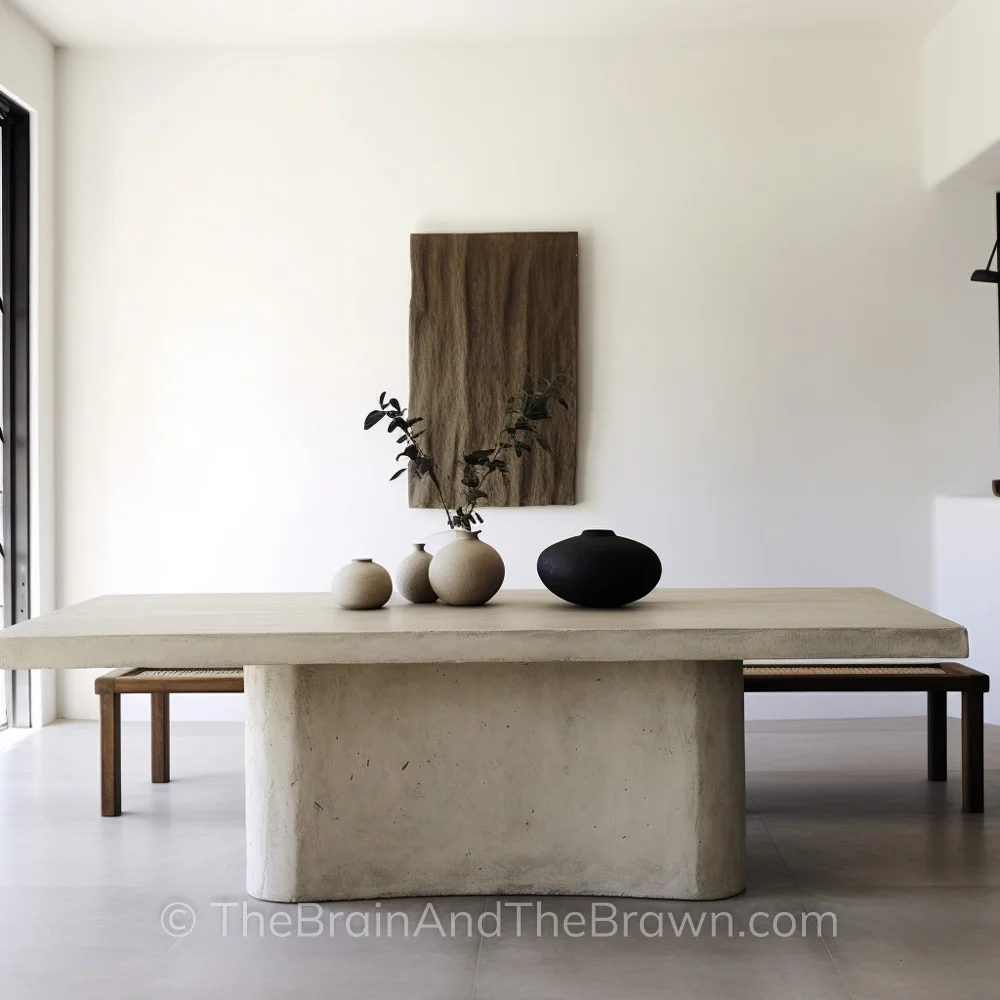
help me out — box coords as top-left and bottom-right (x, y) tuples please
(245, 660), (746, 903)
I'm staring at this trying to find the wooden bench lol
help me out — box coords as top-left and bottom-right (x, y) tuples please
(96, 662), (988, 816)
(95, 667), (245, 817)
(744, 662), (989, 813)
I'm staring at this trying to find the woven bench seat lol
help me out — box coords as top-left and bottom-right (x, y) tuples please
(95, 666), (245, 817)
(95, 662), (987, 816)
(744, 661), (988, 812)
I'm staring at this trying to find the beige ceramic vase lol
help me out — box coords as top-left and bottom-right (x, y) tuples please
(331, 558), (392, 610)
(395, 543), (437, 604)
(428, 530), (505, 606)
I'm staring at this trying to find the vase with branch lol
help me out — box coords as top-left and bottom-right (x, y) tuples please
(362, 373), (570, 605)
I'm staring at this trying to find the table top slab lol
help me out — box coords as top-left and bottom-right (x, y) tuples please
(0, 589), (968, 669)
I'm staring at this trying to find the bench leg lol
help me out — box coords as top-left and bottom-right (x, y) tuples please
(962, 690), (985, 814)
(100, 691), (121, 816)
(151, 692), (170, 784)
(927, 691), (948, 781)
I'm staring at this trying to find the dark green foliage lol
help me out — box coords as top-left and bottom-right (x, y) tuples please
(363, 372), (570, 531)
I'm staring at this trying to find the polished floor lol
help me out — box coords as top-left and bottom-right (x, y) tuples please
(1, 716), (998, 999)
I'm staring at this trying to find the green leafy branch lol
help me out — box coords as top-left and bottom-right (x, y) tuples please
(363, 373), (570, 531)
(363, 392), (456, 528)
(452, 373), (568, 530)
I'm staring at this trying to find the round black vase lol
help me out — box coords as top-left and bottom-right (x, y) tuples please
(537, 529), (662, 608)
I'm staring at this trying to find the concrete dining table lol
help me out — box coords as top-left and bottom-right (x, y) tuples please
(0, 588), (968, 903)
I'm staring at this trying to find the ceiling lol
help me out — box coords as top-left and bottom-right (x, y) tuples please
(13, 0), (959, 47)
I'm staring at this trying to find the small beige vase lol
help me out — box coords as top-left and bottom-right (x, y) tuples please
(428, 530), (505, 606)
(396, 543), (437, 604)
(331, 558), (392, 610)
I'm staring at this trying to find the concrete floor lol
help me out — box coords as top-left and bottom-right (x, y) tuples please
(0, 716), (997, 999)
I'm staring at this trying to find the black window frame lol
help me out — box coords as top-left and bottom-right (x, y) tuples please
(1, 91), (32, 729)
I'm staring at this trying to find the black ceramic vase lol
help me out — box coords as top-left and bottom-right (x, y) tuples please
(537, 529), (662, 608)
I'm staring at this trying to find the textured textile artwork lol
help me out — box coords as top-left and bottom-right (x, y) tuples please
(408, 232), (578, 509)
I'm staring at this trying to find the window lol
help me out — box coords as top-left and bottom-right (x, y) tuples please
(0, 91), (31, 729)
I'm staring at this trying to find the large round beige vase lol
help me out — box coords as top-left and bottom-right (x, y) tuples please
(428, 530), (505, 606)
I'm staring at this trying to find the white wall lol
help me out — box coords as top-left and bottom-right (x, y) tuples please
(0, 0), (57, 725)
(926, 0), (1000, 728)
(935, 497), (1000, 724)
(923, 0), (1000, 188)
(55, 38), (994, 721)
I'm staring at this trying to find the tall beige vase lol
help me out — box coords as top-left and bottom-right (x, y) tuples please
(428, 530), (505, 606)
(396, 543), (437, 604)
